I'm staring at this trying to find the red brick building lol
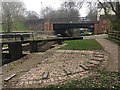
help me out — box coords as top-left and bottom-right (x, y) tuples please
(94, 16), (110, 34)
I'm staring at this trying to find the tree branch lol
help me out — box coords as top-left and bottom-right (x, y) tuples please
(108, 0), (117, 14)
(97, 0), (110, 18)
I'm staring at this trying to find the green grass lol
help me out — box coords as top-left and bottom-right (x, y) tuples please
(1, 22), (33, 32)
(12, 22), (29, 32)
(0, 25), (2, 32)
(45, 71), (120, 89)
(60, 39), (103, 50)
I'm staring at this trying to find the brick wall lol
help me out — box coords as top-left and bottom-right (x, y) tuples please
(94, 22), (100, 34)
(94, 19), (110, 34)
(44, 21), (53, 31)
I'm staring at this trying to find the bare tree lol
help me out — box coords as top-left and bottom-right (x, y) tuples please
(60, 0), (83, 22)
(25, 10), (39, 20)
(40, 6), (54, 19)
(87, 1), (97, 21)
(2, 1), (26, 32)
(76, 0), (85, 10)
(40, 0), (85, 23)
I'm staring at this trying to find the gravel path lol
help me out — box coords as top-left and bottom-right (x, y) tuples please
(96, 39), (119, 72)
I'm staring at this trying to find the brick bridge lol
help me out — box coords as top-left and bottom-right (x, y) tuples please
(26, 18), (105, 35)
(44, 21), (101, 35)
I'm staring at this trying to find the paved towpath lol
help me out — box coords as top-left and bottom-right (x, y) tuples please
(96, 39), (119, 72)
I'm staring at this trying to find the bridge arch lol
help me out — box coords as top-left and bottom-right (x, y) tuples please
(52, 22), (94, 36)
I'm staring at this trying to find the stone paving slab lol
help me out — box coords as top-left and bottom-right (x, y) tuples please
(9, 50), (108, 88)
(87, 60), (100, 65)
(3, 50), (108, 88)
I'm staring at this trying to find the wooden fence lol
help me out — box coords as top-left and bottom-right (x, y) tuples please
(108, 30), (120, 44)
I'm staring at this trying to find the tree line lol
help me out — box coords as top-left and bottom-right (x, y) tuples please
(1, 0), (120, 33)
(40, 0), (85, 22)
(1, 0), (88, 32)
(2, 1), (39, 32)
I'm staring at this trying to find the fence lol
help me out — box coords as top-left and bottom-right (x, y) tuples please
(108, 30), (120, 44)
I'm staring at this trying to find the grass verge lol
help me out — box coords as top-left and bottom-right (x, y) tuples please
(106, 37), (120, 46)
(45, 71), (120, 89)
(60, 39), (103, 50)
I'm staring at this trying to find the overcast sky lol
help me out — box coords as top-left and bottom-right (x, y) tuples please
(23, 0), (89, 17)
